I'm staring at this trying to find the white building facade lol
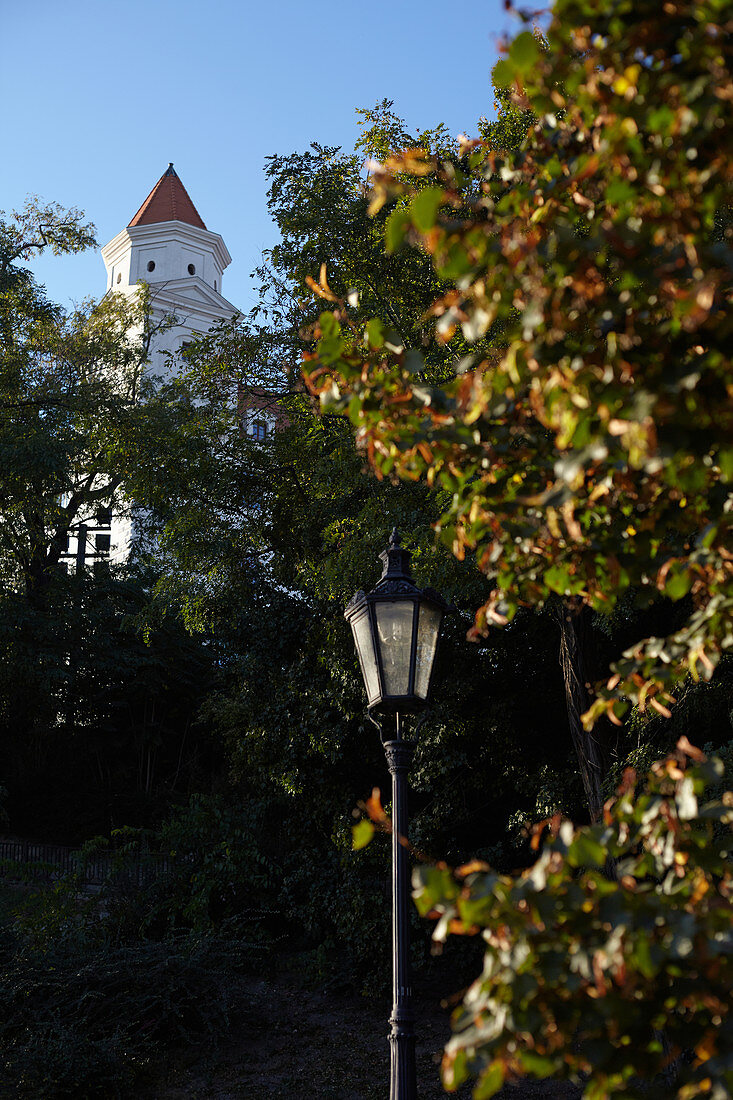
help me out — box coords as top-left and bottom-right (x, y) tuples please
(62, 165), (241, 571)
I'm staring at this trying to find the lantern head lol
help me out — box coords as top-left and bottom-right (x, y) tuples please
(345, 529), (449, 713)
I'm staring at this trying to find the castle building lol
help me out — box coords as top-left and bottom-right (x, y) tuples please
(101, 163), (238, 377)
(61, 164), (263, 572)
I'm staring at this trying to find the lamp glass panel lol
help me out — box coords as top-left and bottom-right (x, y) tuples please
(351, 610), (380, 704)
(414, 602), (443, 699)
(375, 600), (414, 697)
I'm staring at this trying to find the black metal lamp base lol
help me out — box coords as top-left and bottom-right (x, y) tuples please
(389, 1008), (417, 1100)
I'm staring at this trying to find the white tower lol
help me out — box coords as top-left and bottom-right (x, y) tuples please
(61, 167), (242, 573)
(100, 163), (239, 377)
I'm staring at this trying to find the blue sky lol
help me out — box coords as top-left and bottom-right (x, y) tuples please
(2, 0), (510, 314)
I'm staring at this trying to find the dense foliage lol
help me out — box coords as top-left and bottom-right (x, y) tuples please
(0, 136), (595, 1100)
(307, 0), (733, 728)
(0, 908), (241, 1098)
(413, 741), (733, 1099)
(302, 0), (733, 1094)
(2, 8), (732, 1089)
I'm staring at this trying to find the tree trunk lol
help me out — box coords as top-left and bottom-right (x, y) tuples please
(552, 597), (605, 823)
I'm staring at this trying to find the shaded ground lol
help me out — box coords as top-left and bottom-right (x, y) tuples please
(162, 970), (581, 1100)
(0, 881), (580, 1098)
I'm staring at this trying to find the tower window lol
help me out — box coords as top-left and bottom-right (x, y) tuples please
(252, 419), (268, 442)
(214, 279), (217, 291)
(95, 533), (111, 554)
(187, 263), (196, 275)
(147, 260), (156, 272)
(96, 506), (112, 527)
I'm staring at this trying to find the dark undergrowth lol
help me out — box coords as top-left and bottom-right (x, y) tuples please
(0, 879), (269, 1099)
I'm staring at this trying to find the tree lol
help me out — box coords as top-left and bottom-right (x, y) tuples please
(302, 0), (733, 1089)
(152, 110), (617, 976)
(412, 740), (733, 1099)
(161, 87), (731, 987)
(0, 200), (236, 831)
(305, 0), (733, 776)
(266, 103), (453, 298)
(0, 568), (216, 839)
(0, 199), (158, 602)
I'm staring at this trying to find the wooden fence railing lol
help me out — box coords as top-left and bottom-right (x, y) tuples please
(0, 839), (170, 886)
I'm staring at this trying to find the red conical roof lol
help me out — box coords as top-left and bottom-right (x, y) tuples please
(128, 164), (207, 230)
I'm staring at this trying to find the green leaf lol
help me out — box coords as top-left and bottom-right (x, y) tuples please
(458, 894), (492, 926)
(410, 187), (445, 234)
(509, 31), (540, 73)
(606, 180), (635, 206)
(544, 564), (571, 594)
(492, 59), (514, 90)
(442, 1049), (469, 1091)
(319, 310), (340, 338)
(718, 449), (733, 482)
(365, 317), (385, 349)
(352, 820), (374, 850)
(665, 570), (692, 601)
(385, 207), (412, 253)
(632, 934), (657, 979)
(519, 1051), (557, 1077)
(474, 1062), (505, 1099)
(567, 832), (607, 868)
(413, 864), (460, 907)
(647, 105), (674, 134)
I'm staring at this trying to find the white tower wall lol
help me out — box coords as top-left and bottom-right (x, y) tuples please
(62, 166), (242, 573)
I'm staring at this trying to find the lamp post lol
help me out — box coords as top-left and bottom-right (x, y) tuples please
(345, 529), (448, 1100)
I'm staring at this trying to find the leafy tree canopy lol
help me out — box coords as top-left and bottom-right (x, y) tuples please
(306, 0), (733, 728)
(413, 739), (733, 1099)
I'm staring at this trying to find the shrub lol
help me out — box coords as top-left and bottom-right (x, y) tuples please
(0, 938), (238, 1098)
(413, 741), (733, 1099)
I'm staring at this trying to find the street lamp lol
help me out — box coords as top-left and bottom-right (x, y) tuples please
(345, 529), (449, 1100)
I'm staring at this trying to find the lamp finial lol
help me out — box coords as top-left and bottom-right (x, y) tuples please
(379, 528), (412, 582)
